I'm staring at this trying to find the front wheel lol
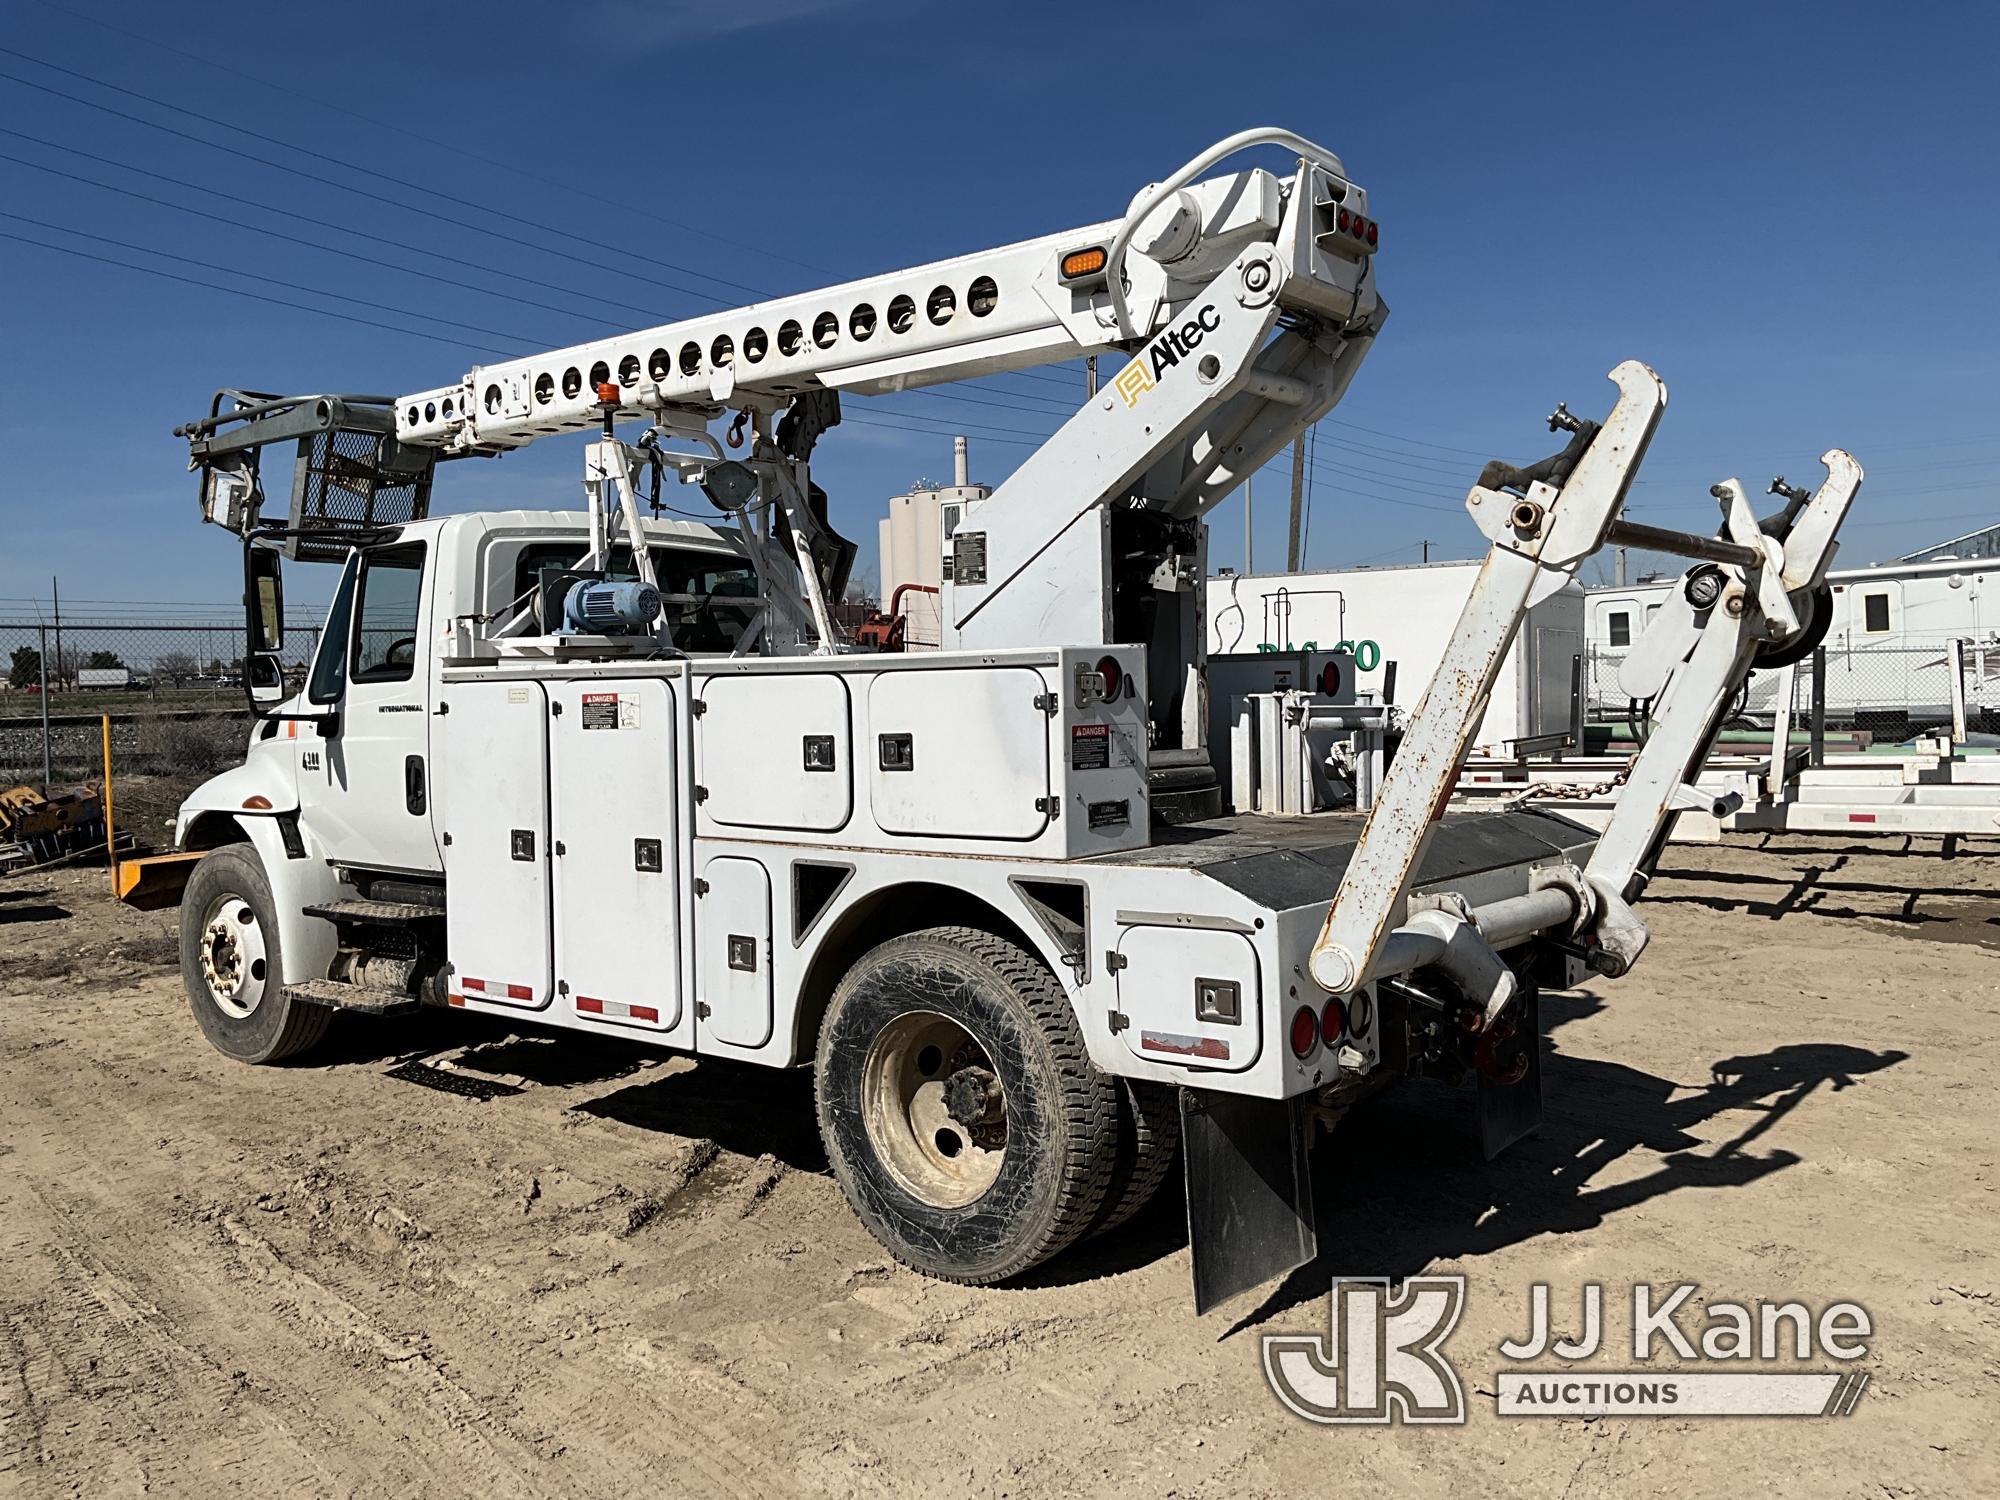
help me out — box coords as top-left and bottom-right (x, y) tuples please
(814, 926), (1118, 1284)
(180, 843), (329, 1064)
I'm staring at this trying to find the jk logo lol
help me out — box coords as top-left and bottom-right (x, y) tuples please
(1262, 1277), (1468, 1425)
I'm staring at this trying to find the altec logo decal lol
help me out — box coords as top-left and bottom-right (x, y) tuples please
(1112, 303), (1222, 408)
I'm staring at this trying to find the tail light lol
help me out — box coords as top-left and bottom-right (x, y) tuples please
(1320, 996), (1346, 1047)
(1095, 655), (1123, 700)
(1289, 1005), (1319, 1059)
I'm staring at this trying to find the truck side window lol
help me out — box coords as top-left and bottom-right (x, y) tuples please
(308, 555), (359, 705)
(351, 545), (428, 683)
(1607, 610), (1631, 648)
(1863, 592), (1891, 633)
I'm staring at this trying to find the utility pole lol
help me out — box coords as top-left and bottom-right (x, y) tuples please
(51, 575), (62, 692)
(1421, 539), (1430, 564)
(1285, 435), (1305, 572)
(1614, 545), (1628, 587)
(1243, 473), (1254, 576)
(1085, 356), (1097, 397)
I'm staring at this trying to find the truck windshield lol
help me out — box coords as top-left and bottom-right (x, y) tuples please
(513, 543), (759, 653)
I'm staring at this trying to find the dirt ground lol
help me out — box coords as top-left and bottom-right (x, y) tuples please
(3, 832), (1997, 1498)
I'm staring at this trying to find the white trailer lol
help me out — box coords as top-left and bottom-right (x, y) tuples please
(1208, 560), (1584, 750)
(138, 129), (1863, 1313)
(1588, 552), (2000, 734)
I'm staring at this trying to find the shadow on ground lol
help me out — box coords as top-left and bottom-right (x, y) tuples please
(1220, 991), (1906, 1335)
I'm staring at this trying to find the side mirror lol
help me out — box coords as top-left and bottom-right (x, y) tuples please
(244, 544), (287, 711)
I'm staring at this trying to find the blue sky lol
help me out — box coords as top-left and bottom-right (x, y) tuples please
(2, 0), (1996, 619)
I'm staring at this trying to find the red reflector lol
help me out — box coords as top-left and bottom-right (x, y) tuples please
(462, 977), (486, 992)
(1289, 1005), (1319, 1058)
(506, 983), (531, 1000)
(1337, 207), (1351, 232)
(1849, 813), (1877, 823)
(1365, 221), (1378, 247)
(577, 996), (605, 1014)
(1320, 996), (1346, 1047)
(1318, 661), (1341, 697)
(1096, 654), (1122, 700)
(630, 1005), (659, 1024)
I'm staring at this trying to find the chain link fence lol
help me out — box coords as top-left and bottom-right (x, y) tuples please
(1585, 635), (2000, 740)
(0, 619), (321, 783)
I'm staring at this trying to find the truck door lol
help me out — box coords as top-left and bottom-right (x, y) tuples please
(302, 542), (441, 873)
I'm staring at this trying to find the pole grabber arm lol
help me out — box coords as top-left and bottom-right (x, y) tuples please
(1303, 365), (1862, 1031)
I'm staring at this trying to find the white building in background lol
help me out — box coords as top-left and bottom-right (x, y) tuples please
(876, 436), (989, 648)
(1206, 561), (1585, 750)
(1585, 553), (2000, 732)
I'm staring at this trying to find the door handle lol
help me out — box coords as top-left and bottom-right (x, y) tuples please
(404, 754), (427, 815)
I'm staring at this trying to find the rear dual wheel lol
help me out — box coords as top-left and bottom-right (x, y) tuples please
(815, 926), (1144, 1284)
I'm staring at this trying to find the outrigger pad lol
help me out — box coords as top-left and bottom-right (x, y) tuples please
(1478, 983), (1543, 1161)
(1183, 1090), (1316, 1315)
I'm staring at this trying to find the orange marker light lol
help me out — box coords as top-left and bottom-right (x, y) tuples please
(1060, 246), (1107, 280)
(596, 382), (621, 403)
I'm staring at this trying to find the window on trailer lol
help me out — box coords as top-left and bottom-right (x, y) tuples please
(1863, 592), (1892, 633)
(1607, 610), (1631, 648)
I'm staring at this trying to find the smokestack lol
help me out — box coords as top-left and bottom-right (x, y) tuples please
(953, 435), (969, 489)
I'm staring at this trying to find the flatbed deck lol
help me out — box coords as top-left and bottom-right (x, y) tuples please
(1089, 808), (1596, 909)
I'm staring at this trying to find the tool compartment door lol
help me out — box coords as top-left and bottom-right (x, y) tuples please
(867, 666), (1051, 839)
(1115, 924), (1262, 1073)
(696, 855), (774, 1049)
(696, 673), (853, 833)
(552, 679), (684, 1036)
(439, 680), (552, 1010)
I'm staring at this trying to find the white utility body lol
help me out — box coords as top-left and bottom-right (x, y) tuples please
(159, 129), (1862, 1310)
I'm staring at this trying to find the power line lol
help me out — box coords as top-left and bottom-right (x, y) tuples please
(0, 229), (512, 355)
(0, 64), (740, 314)
(0, 209), (547, 347)
(46, 0), (828, 278)
(0, 46), (764, 301)
(0, 130), (674, 326)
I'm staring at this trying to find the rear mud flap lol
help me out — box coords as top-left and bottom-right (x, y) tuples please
(1477, 983), (1543, 1161)
(1182, 1090), (1316, 1316)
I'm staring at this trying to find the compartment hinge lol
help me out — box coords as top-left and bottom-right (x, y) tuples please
(1033, 692), (1059, 716)
(1034, 795), (1061, 818)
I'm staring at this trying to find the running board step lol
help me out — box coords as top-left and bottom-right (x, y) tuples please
(286, 978), (421, 1016)
(301, 898), (444, 925)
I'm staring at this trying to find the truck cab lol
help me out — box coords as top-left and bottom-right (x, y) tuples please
(184, 510), (754, 877)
